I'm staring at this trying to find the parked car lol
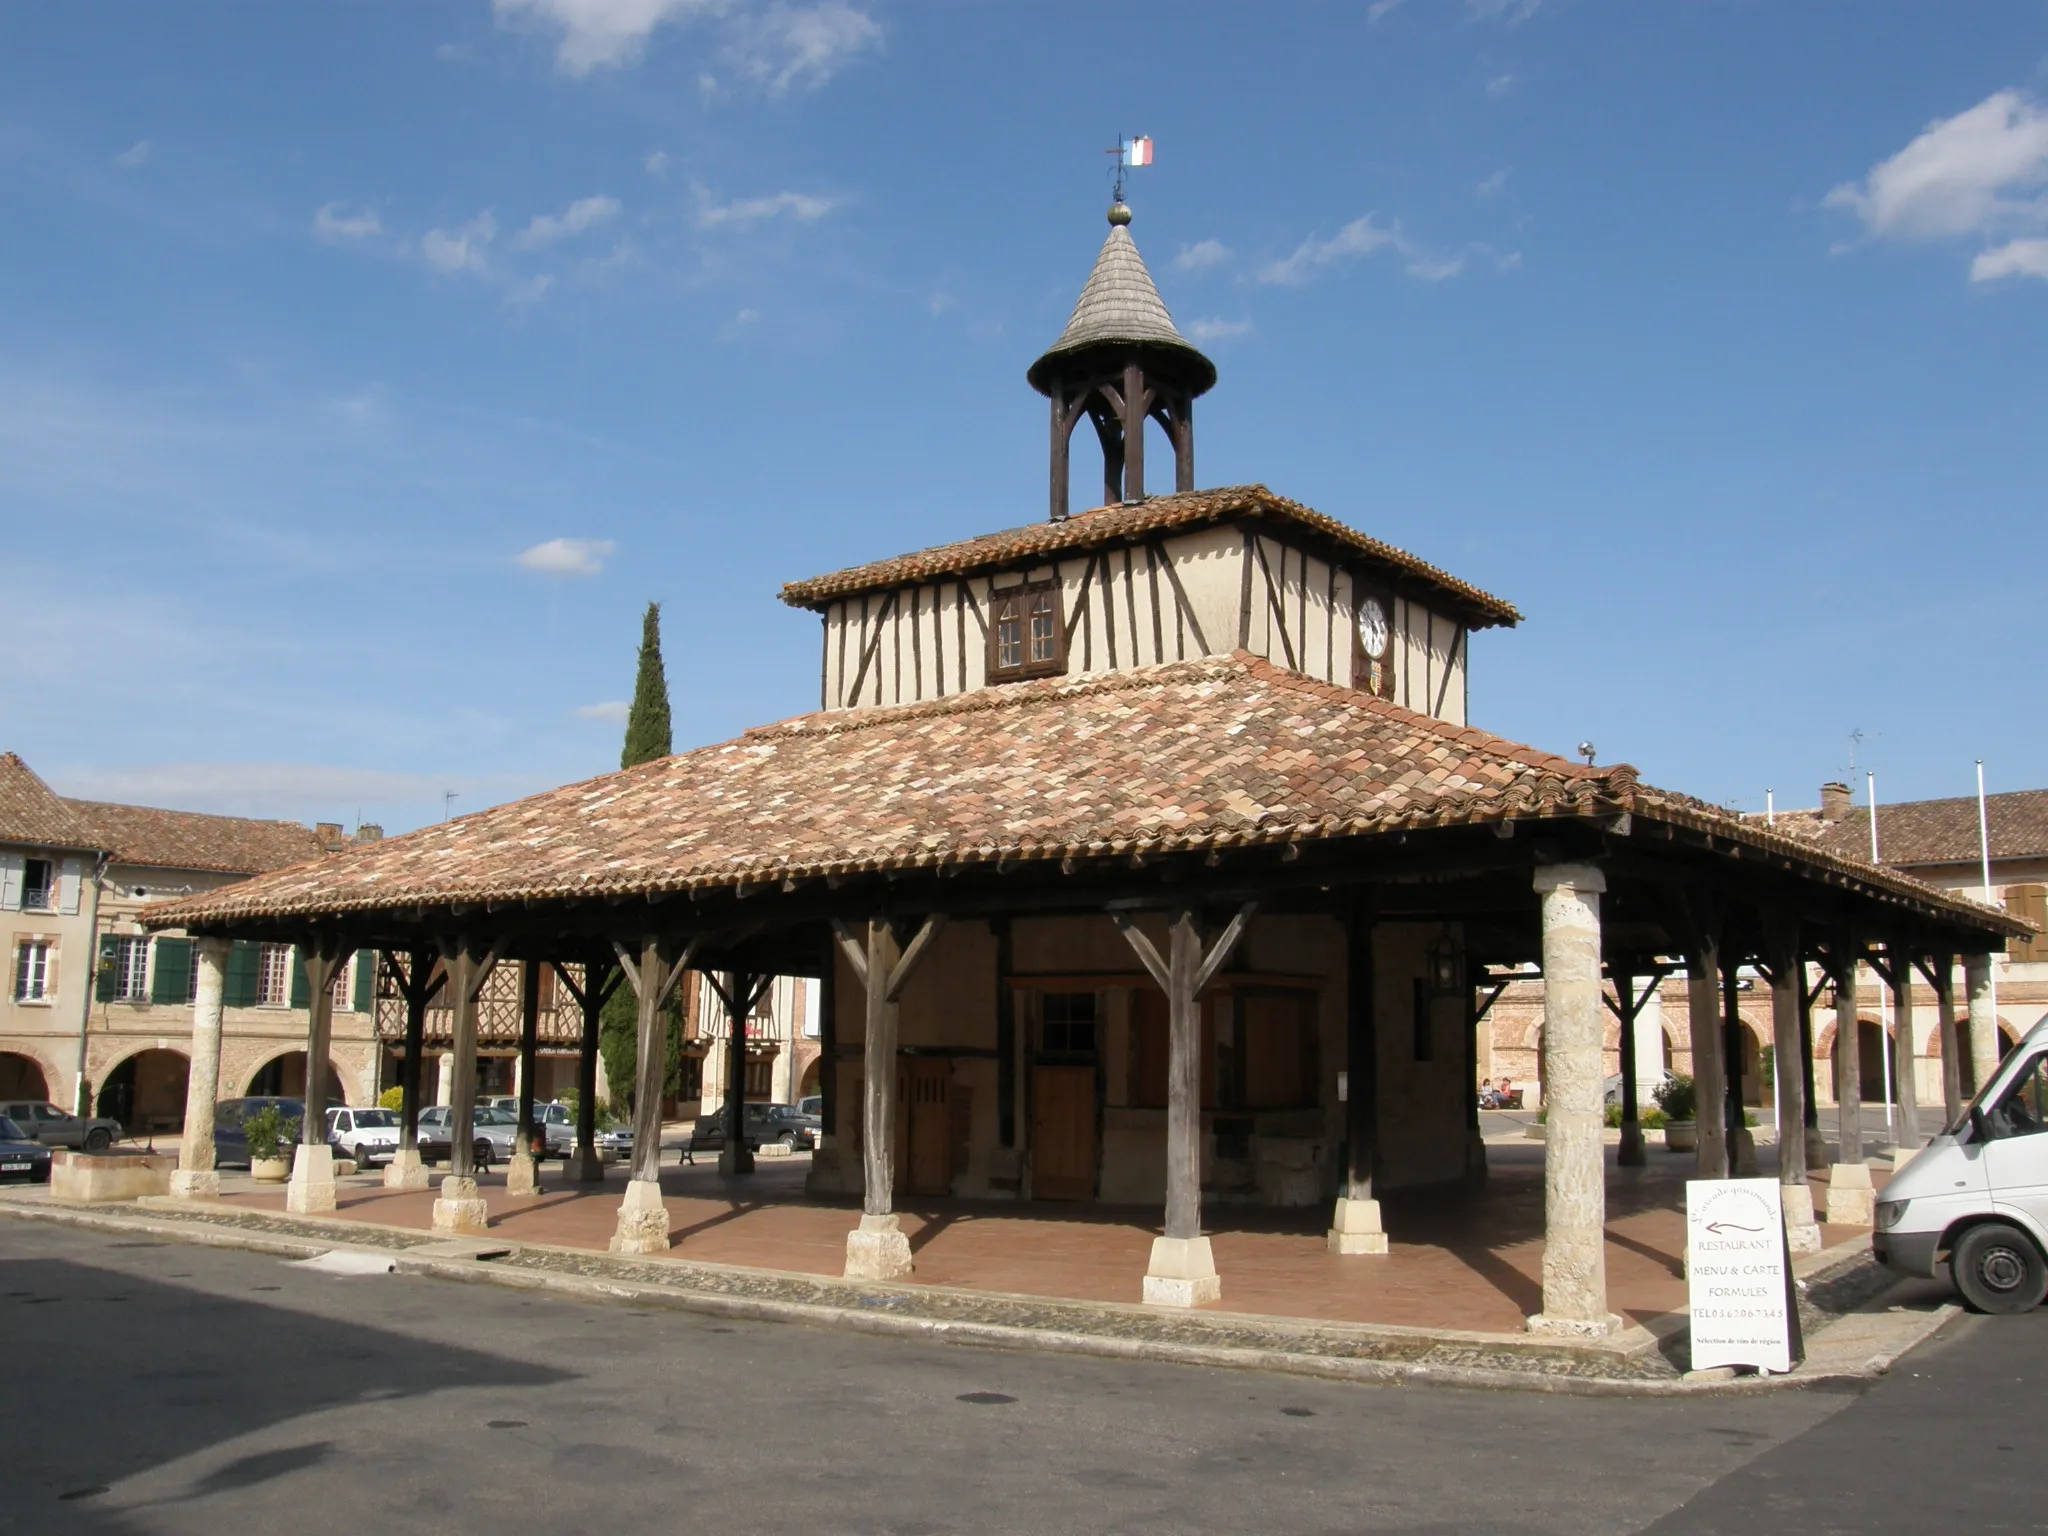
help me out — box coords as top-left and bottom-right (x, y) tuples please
(594, 1124), (633, 1162)
(531, 1101), (576, 1156)
(0, 1116), (53, 1183)
(212, 1097), (316, 1167)
(416, 1105), (524, 1169)
(691, 1102), (820, 1153)
(797, 1096), (822, 1121)
(326, 1106), (402, 1168)
(0, 1100), (123, 1152)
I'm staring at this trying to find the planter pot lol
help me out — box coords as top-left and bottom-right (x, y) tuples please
(250, 1156), (291, 1182)
(1662, 1122), (1697, 1154)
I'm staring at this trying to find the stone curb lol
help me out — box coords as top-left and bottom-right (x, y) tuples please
(0, 1196), (1936, 1398)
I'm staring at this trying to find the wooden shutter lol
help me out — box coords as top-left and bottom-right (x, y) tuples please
(151, 938), (193, 1006)
(224, 940), (260, 1008)
(1128, 988), (1168, 1108)
(289, 949), (309, 1009)
(2010, 886), (2048, 963)
(95, 935), (120, 1002)
(58, 859), (83, 915)
(353, 951), (376, 1013)
(0, 851), (21, 911)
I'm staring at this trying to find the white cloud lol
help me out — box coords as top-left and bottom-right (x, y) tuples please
(694, 187), (837, 228)
(1468, 0), (1543, 19)
(645, 149), (670, 175)
(113, 139), (151, 170)
(734, 307), (760, 323)
(1485, 72), (1517, 97)
(516, 536), (615, 576)
(1259, 216), (1402, 285)
(508, 273), (555, 305)
(1475, 168), (1509, 198)
(1973, 236), (2048, 281)
(421, 211), (497, 274)
(493, 0), (720, 74)
(314, 202), (383, 241)
(574, 700), (630, 721)
(723, 0), (882, 94)
(1826, 90), (2048, 242)
(1367, 0), (1405, 20)
(1185, 317), (1252, 343)
(514, 194), (621, 249)
(1406, 254), (1465, 282)
(1174, 238), (1230, 271)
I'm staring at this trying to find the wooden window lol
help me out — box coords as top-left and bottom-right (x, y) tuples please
(13, 940), (54, 1003)
(112, 937), (150, 1001)
(1038, 991), (1097, 1056)
(2008, 886), (2048, 963)
(744, 1056), (775, 1100)
(257, 943), (293, 1007)
(989, 582), (1065, 682)
(20, 858), (55, 913)
(327, 955), (354, 1011)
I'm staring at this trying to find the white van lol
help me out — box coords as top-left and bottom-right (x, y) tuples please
(1875, 1016), (2048, 1313)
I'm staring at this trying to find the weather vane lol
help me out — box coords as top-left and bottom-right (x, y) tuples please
(1104, 133), (1154, 205)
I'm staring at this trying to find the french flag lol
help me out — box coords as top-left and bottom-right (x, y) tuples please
(1124, 136), (1154, 168)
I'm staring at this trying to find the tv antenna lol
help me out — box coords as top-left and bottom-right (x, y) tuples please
(442, 790), (459, 821)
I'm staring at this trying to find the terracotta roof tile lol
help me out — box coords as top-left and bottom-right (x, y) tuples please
(64, 798), (326, 874)
(780, 484), (1521, 626)
(145, 655), (2016, 937)
(0, 753), (99, 852)
(1765, 791), (2048, 869)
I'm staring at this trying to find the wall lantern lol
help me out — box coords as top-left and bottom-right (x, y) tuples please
(1427, 931), (1464, 997)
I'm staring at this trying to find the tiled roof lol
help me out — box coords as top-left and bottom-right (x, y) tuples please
(1770, 790), (2048, 869)
(780, 484), (1522, 626)
(1026, 217), (1215, 394)
(64, 798), (327, 874)
(0, 753), (100, 853)
(143, 655), (2019, 937)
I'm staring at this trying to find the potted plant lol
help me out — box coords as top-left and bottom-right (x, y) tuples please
(1653, 1073), (1697, 1152)
(243, 1104), (300, 1182)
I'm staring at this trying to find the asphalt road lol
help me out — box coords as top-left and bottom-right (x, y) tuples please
(1, 1222), (2040, 1535)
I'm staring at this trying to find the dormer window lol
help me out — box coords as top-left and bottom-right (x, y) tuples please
(990, 582), (1065, 682)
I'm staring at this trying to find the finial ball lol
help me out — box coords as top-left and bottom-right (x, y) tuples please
(1107, 201), (1132, 226)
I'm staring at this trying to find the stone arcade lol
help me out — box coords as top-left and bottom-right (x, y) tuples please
(147, 200), (2023, 1332)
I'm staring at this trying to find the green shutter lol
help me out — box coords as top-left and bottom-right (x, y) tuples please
(224, 941), (260, 1008)
(95, 935), (120, 1002)
(353, 951), (376, 1014)
(289, 949), (309, 1009)
(152, 938), (193, 1006)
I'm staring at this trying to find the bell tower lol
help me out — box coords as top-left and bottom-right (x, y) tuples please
(1027, 201), (1217, 521)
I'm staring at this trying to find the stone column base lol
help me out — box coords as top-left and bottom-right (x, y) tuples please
(566, 1150), (607, 1184)
(844, 1212), (915, 1280)
(1527, 1310), (1624, 1339)
(1804, 1127), (1832, 1171)
(1825, 1162), (1875, 1226)
(1730, 1124), (1760, 1177)
(1142, 1234), (1221, 1307)
(284, 1144), (338, 1214)
(1616, 1122), (1647, 1167)
(432, 1176), (491, 1234)
(608, 1177), (670, 1254)
(1782, 1182), (1824, 1254)
(1326, 1196), (1389, 1255)
(384, 1149), (429, 1191)
(505, 1150), (540, 1196)
(718, 1144), (755, 1177)
(168, 1168), (219, 1201)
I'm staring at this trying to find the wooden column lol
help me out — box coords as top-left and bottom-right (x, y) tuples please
(431, 938), (499, 1235)
(505, 961), (542, 1195)
(1764, 915), (1822, 1252)
(1173, 394), (1195, 493)
(1888, 943), (1922, 1150)
(993, 918), (1016, 1148)
(1721, 946), (1758, 1175)
(551, 953), (615, 1184)
(1121, 363), (1146, 500)
(818, 933), (838, 1138)
(1048, 393), (1070, 522)
(1328, 900), (1386, 1253)
(1116, 904), (1254, 1305)
(1686, 926), (1728, 1180)
(709, 970), (764, 1177)
(609, 934), (698, 1255)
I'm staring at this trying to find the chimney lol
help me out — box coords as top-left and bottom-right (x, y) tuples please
(354, 823), (384, 844)
(1819, 782), (1852, 822)
(315, 821), (343, 851)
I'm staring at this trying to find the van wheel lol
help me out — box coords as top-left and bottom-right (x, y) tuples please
(1952, 1223), (2048, 1314)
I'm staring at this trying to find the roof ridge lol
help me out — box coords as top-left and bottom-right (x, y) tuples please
(61, 795), (311, 830)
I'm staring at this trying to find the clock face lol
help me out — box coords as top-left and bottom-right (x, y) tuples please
(1358, 598), (1390, 660)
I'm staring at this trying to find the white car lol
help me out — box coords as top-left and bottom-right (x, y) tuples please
(326, 1106), (402, 1168)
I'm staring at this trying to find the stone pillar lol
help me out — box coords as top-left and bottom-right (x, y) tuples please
(1766, 924), (1821, 1254)
(1328, 901), (1386, 1254)
(611, 937), (677, 1255)
(718, 972), (756, 1177)
(1965, 954), (1999, 1103)
(847, 921), (913, 1280)
(1933, 955), (1962, 1125)
(1687, 934), (1728, 1180)
(1826, 956), (1872, 1226)
(286, 945), (345, 1215)
(1889, 945), (1922, 1155)
(436, 1052), (454, 1107)
(432, 946), (491, 1235)
(169, 937), (230, 1200)
(1528, 864), (1619, 1338)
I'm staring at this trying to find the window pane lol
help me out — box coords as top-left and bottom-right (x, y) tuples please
(1029, 592), (1057, 663)
(996, 613), (1022, 670)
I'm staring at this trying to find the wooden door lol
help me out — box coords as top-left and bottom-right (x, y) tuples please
(1031, 1065), (1097, 1201)
(899, 1059), (952, 1197)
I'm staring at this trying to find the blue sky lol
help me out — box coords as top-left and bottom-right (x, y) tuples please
(3, 1), (2045, 834)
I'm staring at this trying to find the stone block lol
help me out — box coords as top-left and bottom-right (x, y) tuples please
(505, 1150), (539, 1196)
(285, 1144), (338, 1214)
(844, 1212), (914, 1280)
(1782, 1182), (1824, 1254)
(608, 1177), (670, 1255)
(432, 1175), (491, 1234)
(1825, 1162), (1875, 1227)
(384, 1149), (429, 1191)
(50, 1151), (172, 1204)
(1526, 1310), (1624, 1339)
(564, 1151), (607, 1184)
(1142, 1234), (1221, 1307)
(167, 1167), (220, 1201)
(1326, 1195), (1389, 1256)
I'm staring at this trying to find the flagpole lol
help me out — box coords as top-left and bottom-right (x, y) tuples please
(1978, 758), (2000, 1054)
(1869, 770), (1892, 1134)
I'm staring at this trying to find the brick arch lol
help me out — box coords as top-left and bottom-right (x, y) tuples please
(0, 1048), (56, 1102)
(96, 1046), (189, 1133)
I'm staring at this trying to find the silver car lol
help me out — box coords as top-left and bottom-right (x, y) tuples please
(416, 1105), (522, 1169)
(0, 1101), (123, 1152)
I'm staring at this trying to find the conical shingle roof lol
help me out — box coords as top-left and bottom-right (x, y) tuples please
(1028, 207), (1216, 395)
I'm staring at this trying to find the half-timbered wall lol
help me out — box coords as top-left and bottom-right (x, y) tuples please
(817, 521), (1470, 725)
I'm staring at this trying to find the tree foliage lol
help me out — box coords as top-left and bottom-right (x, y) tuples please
(622, 601), (674, 770)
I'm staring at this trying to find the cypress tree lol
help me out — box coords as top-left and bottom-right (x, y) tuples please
(622, 601), (674, 769)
